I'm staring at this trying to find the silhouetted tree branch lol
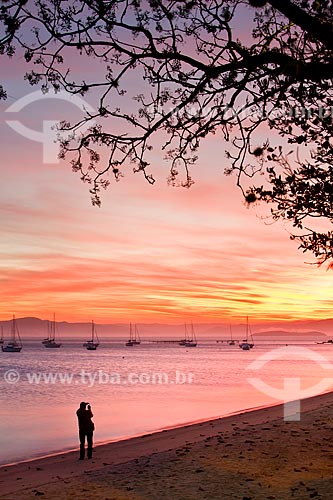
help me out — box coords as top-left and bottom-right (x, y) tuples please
(1, 0), (333, 263)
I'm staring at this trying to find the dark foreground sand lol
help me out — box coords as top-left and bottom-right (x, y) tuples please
(1, 393), (333, 499)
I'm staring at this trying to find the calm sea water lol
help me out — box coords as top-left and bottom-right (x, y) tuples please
(1, 340), (333, 465)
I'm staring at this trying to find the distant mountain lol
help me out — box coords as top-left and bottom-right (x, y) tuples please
(204, 325), (328, 340)
(252, 330), (328, 339)
(0, 317), (127, 339)
(250, 318), (333, 336)
(0, 317), (331, 340)
(284, 318), (333, 333)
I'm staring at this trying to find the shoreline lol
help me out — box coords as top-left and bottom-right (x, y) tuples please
(0, 400), (279, 468)
(1, 390), (333, 498)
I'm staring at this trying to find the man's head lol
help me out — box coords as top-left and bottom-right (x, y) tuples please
(80, 401), (88, 409)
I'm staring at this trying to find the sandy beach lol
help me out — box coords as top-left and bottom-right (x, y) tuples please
(1, 393), (333, 499)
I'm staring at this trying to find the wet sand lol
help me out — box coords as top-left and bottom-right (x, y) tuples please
(1, 392), (333, 499)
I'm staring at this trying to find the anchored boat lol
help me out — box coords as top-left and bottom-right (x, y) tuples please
(84, 320), (100, 350)
(2, 315), (22, 352)
(239, 317), (254, 350)
(44, 314), (62, 348)
(179, 322), (197, 347)
(126, 323), (141, 346)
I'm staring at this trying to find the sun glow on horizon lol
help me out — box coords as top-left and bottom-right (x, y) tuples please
(1, 154), (333, 325)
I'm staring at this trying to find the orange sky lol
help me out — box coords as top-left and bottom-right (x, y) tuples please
(0, 61), (332, 325)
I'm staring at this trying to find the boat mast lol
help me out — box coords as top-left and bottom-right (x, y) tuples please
(11, 314), (16, 342)
(191, 322), (196, 342)
(52, 312), (56, 341)
(13, 314), (22, 346)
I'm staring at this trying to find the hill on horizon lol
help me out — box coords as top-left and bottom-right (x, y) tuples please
(0, 317), (330, 340)
(252, 330), (328, 339)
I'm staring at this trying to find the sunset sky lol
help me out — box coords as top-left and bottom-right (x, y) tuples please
(1, 23), (332, 325)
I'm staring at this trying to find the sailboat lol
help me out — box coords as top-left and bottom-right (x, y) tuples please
(179, 322), (188, 345)
(239, 317), (254, 350)
(42, 320), (51, 344)
(179, 322), (197, 347)
(126, 323), (141, 346)
(83, 320), (100, 350)
(44, 314), (62, 348)
(228, 325), (236, 346)
(2, 315), (22, 352)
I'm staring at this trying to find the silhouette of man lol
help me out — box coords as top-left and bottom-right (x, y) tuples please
(76, 401), (95, 460)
